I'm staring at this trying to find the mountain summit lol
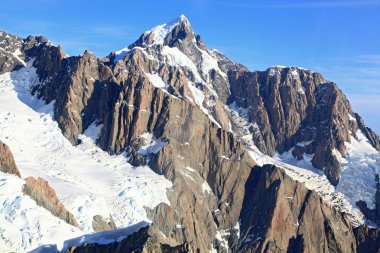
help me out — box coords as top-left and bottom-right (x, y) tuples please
(143, 14), (191, 46)
(0, 16), (380, 253)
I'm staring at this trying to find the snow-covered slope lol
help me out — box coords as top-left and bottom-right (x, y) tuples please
(0, 173), (81, 252)
(0, 61), (172, 252)
(338, 130), (380, 211)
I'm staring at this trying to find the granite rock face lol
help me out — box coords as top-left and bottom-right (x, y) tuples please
(0, 31), (25, 74)
(63, 164), (380, 253)
(0, 140), (21, 177)
(92, 215), (117, 232)
(237, 164), (357, 253)
(354, 225), (380, 253)
(23, 176), (79, 227)
(228, 68), (380, 185)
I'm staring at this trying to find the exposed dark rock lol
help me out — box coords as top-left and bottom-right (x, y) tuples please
(228, 68), (380, 185)
(355, 113), (380, 151)
(65, 225), (193, 253)
(64, 164), (378, 253)
(0, 140), (21, 177)
(92, 215), (117, 232)
(377, 175), (380, 219)
(237, 164), (357, 253)
(23, 176), (79, 227)
(0, 31), (25, 74)
(354, 225), (380, 253)
(356, 174), (380, 226)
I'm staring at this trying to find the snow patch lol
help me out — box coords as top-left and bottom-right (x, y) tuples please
(202, 181), (213, 194)
(215, 229), (230, 251)
(198, 48), (227, 80)
(139, 132), (168, 155)
(113, 47), (130, 63)
(161, 46), (203, 83)
(12, 48), (26, 66)
(146, 15), (188, 46)
(348, 114), (356, 122)
(145, 72), (167, 89)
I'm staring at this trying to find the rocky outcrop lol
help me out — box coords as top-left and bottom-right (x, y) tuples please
(228, 67), (380, 185)
(355, 113), (380, 150)
(23, 176), (79, 227)
(0, 31), (25, 74)
(354, 225), (380, 253)
(0, 140), (21, 177)
(65, 225), (193, 253)
(95, 66), (253, 251)
(92, 215), (117, 232)
(28, 43), (119, 145)
(357, 174), (380, 225)
(237, 164), (357, 253)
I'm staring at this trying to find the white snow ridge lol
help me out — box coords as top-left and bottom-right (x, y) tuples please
(0, 61), (172, 252)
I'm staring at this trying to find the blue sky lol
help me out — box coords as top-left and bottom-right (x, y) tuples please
(1, 0), (380, 133)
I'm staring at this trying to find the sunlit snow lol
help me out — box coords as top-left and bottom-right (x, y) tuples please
(0, 61), (172, 252)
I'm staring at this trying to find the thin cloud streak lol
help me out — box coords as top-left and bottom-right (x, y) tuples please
(355, 55), (380, 65)
(72, 26), (132, 37)
(217, 0), (380, 9)
(348, 94), (380, 111)
(347, 94), (380, 134)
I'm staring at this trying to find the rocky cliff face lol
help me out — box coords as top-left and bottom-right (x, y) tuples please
(228, 67), (380, 185)
(92, 215), (117, 232)
(0, 31), (25, 74)
(23, 176), (79, 227)
(0, 140), (21, 177)
(63, 164), (380, 253)
(1, 15), (380, 253)
(354, 225), (380, 253)
(238, 164), (357, 253)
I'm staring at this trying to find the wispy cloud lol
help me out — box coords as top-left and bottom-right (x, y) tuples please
(314, 63), (380, 133)
(355, 55), (380, 65)
(348, 94), (380, 106)
(48, 37), (105, 56)
(315, 65), (380, 78)
(72, 25), (132, 37)
(11, 20), (56, 35)
(218, 0), (380, 9)
(313, 63), (380, 95)
(347, 93), (380, 133)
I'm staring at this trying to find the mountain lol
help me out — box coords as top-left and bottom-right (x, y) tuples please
(0, 15), (380, 253)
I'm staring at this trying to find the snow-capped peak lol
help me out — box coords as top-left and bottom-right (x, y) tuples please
(176, 14), (189, 23)
(112, 15), (191, 62)
(145, 14), (190, 46)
